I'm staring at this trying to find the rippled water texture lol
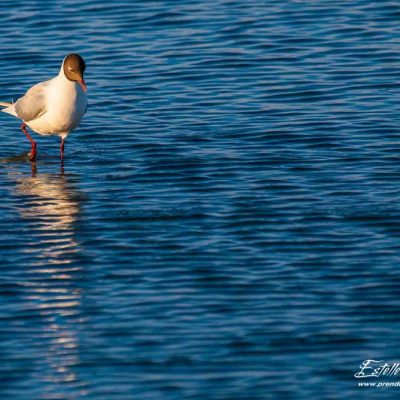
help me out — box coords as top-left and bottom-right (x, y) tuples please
(1, 1), (400, 399)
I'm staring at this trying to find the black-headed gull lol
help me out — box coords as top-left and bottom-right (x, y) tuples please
(0, 54), (87, 161)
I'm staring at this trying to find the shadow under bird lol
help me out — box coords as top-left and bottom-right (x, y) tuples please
(0, 54), (87, 162)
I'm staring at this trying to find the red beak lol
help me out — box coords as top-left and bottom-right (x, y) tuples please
(78, 79), (87, 92)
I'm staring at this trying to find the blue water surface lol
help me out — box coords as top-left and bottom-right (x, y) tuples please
(0, 1), (400, 399)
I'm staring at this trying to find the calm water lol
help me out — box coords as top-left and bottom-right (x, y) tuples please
(0, 1), (400, 399)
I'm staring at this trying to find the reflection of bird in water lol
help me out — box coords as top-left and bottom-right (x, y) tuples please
(6, 165), (89, 396)
(14, 169), (82, 264)
(17, 172), (80, 229)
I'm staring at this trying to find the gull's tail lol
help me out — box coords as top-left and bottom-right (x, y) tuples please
(0, 101), (17, 117)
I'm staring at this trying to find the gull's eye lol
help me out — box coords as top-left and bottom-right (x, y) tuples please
(68, 67), (73, 72)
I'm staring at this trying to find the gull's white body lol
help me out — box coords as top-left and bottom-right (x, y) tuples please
(1, 63), (87, 139)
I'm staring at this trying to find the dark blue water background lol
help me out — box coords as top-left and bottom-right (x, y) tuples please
(0, 1), (400, 399)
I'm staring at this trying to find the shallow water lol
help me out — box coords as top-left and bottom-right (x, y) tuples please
(0, 1), (400, 399)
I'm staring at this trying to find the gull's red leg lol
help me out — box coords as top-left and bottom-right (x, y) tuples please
(60, 137), (65, 160)
(21, 123), (37, 162)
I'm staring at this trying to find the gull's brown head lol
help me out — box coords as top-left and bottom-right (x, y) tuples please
(63, 53), (86, 92)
